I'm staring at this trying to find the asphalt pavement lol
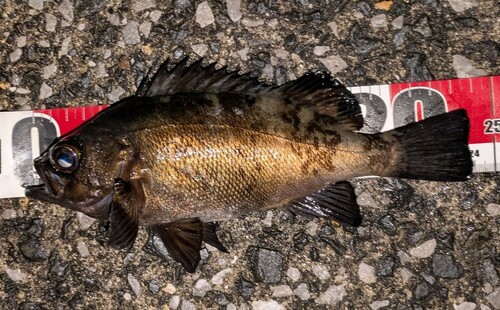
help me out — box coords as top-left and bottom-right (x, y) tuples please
(0, 1), (499, 309)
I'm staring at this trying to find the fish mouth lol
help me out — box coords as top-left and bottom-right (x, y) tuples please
(25, 179), (113, 220)
(25, 157), (66, 200)
(24, 172), (64, 203)
(25, 183), (52, 200)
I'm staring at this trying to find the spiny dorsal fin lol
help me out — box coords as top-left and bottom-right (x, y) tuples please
(106, 178), (144, 250)
(137, 58), (273, 97)
(137, 58), (363, 132)
(288, 181), (362, 227)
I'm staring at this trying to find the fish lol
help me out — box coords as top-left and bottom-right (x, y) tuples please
(25, 58), (473, 272)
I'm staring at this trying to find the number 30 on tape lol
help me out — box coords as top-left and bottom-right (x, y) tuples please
(0, 76), (498, 199)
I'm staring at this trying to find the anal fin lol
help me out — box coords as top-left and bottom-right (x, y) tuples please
(152, 218), (227, 273)
(288, 181), (362, 227)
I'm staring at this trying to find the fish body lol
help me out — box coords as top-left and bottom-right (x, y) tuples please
(26, 59), (472, 272)
(128, 122), (378, 225)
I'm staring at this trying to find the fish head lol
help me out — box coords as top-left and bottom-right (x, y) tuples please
(25, 132), (122, 219)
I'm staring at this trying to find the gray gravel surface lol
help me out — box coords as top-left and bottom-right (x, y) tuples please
(1, 1), (499, 309)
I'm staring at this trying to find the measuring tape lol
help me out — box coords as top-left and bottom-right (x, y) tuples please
(1, 76), (498, 199)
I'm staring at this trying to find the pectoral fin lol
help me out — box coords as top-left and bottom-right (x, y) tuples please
(106, 178), (144, 250)
(152, 218), (227, 273)
(288, 181), (362, 227)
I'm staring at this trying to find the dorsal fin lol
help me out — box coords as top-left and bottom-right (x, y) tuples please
(136, 58), (274, 97)
(273, 71), (364, 131)
(136, 58), (364, 132)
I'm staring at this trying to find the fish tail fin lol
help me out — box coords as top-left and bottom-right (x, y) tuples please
(384, 109), (473, 181)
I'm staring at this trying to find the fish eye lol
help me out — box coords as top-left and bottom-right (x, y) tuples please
(50, 144), (80, 173)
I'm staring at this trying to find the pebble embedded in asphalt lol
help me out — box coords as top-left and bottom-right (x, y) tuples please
(247, 246), (283, 284)
(433, 254), (463, 279)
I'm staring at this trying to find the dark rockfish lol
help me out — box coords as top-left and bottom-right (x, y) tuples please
(25, 59), (472, 272)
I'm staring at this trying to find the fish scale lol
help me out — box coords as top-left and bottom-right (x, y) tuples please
(132, 124), (354, 224)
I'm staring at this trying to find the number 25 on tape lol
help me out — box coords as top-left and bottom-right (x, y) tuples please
(484, 119), (500, 134)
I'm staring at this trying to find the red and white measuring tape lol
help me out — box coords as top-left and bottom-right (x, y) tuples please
(1, 75), (498, 199)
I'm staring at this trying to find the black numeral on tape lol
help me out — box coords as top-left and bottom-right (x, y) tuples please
(393, 88), (447, 128)
(12, 117), (58, 185)
(470, 149), (480, 157)
(355, 93), (387, 134)
(484, 119), (500, 134)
